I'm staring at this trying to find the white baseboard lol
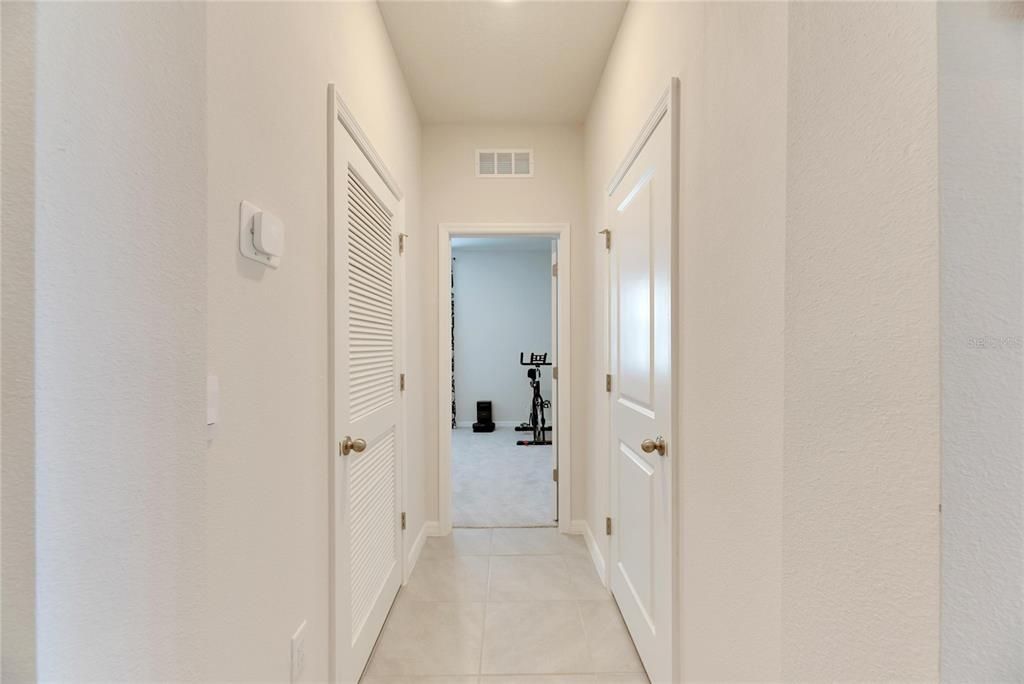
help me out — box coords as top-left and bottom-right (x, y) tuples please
(405, 522), (430, 583)
(424, 520), (442, 536)
(571, 519), (607, 586)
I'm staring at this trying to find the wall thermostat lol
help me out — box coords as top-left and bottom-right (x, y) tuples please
(239, 200), (284, 268)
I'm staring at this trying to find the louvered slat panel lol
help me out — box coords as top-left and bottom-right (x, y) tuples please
(347, 169), (394, 423)
(348, 239), (392, 276)
(348, 174), (391, 223)
(478, 150), (496, 175)
(476, 149), (533, 177)
(495, 151), (514, 175)
(348, 209), (392, 253)
(514, 151), (531, 175)
(347, 208), (391, 257)
(349, 429), (397, 637)
(349, 310), (392, 329)
(350, 271), (393, 305)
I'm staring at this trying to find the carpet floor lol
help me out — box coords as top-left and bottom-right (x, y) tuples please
(451, 426), (556, 528)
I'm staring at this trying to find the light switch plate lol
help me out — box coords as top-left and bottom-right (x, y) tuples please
(290, 620), (307, 682)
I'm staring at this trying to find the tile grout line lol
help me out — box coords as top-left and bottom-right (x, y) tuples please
(556, 552), (577, 600)
(575, 597), (597, 676)
(477, 531), (493, 676)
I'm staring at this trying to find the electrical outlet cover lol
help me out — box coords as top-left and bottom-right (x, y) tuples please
(290, 620), (307, 683)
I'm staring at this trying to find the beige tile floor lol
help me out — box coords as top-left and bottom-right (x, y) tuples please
(361, 528), (649, 684)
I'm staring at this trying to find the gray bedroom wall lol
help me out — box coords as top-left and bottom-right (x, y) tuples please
(453, 244), (554, 426)
(939, 5), (1024, 681)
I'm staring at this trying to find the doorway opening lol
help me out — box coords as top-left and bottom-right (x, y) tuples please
(452, 235), (555, 527)
(437, 224), (572, 534)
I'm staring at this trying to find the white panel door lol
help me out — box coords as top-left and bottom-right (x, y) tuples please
(607, 82), (677, 684)
(331, 113), (403, 684)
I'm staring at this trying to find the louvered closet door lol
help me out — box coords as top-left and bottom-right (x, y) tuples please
(332, 113), (403, 684)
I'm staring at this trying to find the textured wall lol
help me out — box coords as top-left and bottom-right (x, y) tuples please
(939, 4), (1024, 680)
(420, 124), (587, 523)
(1, 2), (38, 678)
(783, 4), (940, 680)
(205, 3), (421, 680)
(31, 3), (208, 679)
(682, 6), (788, 678)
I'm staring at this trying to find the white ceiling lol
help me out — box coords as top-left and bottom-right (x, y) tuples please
(378, 1), (628, 124)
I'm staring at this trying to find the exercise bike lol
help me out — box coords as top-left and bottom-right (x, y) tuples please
(515, 352), (553, 446)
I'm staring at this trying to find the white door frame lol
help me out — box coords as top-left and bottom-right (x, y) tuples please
(437, 222), (572, 535)
(327, 83), (407, 684)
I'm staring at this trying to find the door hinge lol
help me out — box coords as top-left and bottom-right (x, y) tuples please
(605, 517), (612, 535)
(553, 468), (559, 483)
(400, 373), (405, 391)
(398, 233), (408, 255)
(599, 228), (611, 250)
(605, 374), (612, 392)
(401, 512), (407, 530)
(552, 366), (558, 381)
(552, 263), (558, 277)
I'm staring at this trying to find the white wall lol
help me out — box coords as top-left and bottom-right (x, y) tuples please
(585, 2), (940, 680)
(1, 3), (38, 678)
(7, 4), (423, 680)
(783, 5), (940, 679)
(452, 246), (553, 425)
(938, 4), (1024, 680)
(204, 4), (421, 681)
(26, 3), (207, 679)
(420, 124), (587, 522)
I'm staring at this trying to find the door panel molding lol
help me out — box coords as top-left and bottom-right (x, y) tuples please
(606, 86), (673, 197)
(333, 86), (403, 202)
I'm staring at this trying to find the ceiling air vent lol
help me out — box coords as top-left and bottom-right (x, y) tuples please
(477, 149), (533, 178)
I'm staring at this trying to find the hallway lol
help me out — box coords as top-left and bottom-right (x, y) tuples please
(5, 1), (1020, 682)
(362, 529), (647, 682)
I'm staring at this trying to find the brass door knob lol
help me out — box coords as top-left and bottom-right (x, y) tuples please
(640, 436), (667, 456)
(340, 436), (367, 456)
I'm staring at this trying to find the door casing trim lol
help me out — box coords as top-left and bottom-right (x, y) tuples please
(436, 222), (572, 535)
